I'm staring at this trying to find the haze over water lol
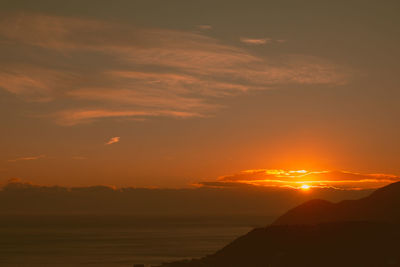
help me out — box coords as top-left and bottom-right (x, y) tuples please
(0, 215), (271, 266)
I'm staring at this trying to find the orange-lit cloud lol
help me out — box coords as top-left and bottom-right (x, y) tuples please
(105, 137), (120, 145)
(54, 109), (203, 126)
(0, 66), (76, 102)
(8, 155), (45, 162)
(240, 37), (272, 45)
(0, 13), (351, 125)
(199, 169), (400, 190)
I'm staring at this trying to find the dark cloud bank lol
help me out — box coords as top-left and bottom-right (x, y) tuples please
(0, 179), (371, 216)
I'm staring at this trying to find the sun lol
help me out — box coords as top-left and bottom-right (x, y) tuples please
(300, 184), (310, 190)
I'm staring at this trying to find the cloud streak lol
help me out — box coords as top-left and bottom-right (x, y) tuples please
(240, 37), (271, 45)
(196, 25), (212, 30)
(0, 13), (351, 125)
(55, 109), (203, 126)
(8, 155), (45, 162)
(105, 137), (120, 145)
(199, 169), (400, 190)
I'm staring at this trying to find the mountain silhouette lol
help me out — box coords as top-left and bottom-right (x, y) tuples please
(158, 182), (400, 267)
(273, 181), (400, 225)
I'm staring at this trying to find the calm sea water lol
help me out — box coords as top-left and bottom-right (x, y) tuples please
(0, 215), (273, 266)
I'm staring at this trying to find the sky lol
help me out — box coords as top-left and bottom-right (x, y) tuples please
(1, 0), (400, 189)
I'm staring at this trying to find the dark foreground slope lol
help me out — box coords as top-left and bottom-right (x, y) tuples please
(161, 222), (400, 267)
(159, 182), (400, 267)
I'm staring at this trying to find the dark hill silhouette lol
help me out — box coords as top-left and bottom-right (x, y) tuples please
(273, 181), (400, 225)
(158, 182), (400, 267)
(160, 222), (400, 267)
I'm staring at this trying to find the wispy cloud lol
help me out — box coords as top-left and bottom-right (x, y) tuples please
(105, 137), (120, 145)
(240, 37), (272, 45)
(196, 24), (212, 30)
(0, 67), (76, 102)
(55, 109), (203, 126)
(0, 13), (351, 125)
(8, 155), (45, 162)
(199, 169), (400, 190)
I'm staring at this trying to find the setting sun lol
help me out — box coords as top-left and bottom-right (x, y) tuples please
(300, 184), (311, 190)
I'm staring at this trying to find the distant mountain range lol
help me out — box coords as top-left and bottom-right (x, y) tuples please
(274, 181), (400, 225)
(159, 182), (400, 267)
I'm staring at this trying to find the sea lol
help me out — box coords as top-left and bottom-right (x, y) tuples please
(0, 215), (273, 266)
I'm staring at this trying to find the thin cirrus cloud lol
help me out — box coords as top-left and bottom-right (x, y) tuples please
(199, 169), (400, 190)
(0, 13), (351, 126)
(8, 155), (45, 162)
(105, 137), (120, 145)
(240, 37), (272, 45)
(55, 109), (202, 126)
(196, 24), (212, 30)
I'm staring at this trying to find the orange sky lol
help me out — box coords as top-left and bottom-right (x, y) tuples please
(198, 169), (400, 190)
(1, 0), (400, 189)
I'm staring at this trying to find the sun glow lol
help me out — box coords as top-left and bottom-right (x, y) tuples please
(300, 184), (310, 190)
(215, 168), (400, 190)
